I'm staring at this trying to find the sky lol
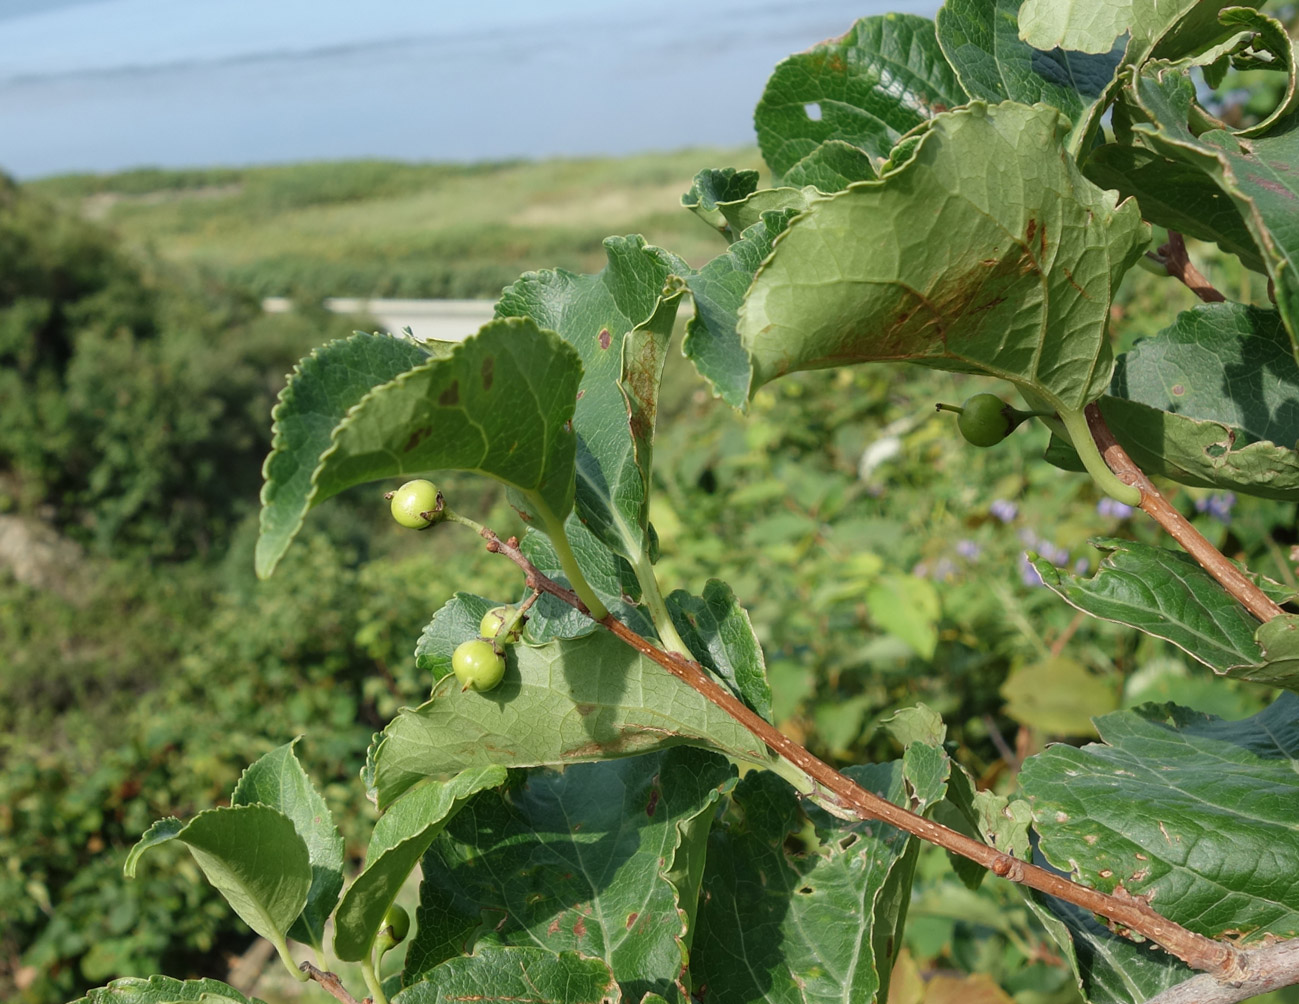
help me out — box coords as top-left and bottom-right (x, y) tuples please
(0, 0), (931, 178)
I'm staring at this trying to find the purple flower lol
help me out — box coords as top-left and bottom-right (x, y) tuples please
(1073, 557), (1091, 576)
(989, 499), (1018, 523)
(1195, 492), (1236, 524)
(955, 539), (981, 560)
(1097, 497), (1135, 520)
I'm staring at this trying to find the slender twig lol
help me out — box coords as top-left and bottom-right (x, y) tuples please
(1154, 231), (1226, 303)
(478, 528), (1243, 977)
(1084, 403), (1284, 623)
(299, 962), (366, 1004)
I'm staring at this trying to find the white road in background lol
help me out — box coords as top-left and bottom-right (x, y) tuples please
(263, 297), (694, 342)
(263, 297), (496, 342)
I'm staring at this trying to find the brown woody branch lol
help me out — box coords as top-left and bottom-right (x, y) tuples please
(1151, 231), (1226, 303)
(300, 962), (367, 1004)
(1144, 939), (1299, 1004)
(479, 529), (1244, 978)
(1084, 403), (1284, 623)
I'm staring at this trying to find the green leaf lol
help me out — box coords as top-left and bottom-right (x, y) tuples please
(394, 947), (619, 1004)
(936, 0), (1125, 122)
(1018, 0), (1259, 59)
(777, 140), (879, 191)
(1000, 655), (1119, 734)
(666, 579), (774, 723)
(683, 210), (797, 408)
(1083, 146), (1264, 271)
(125, 805), (311, 963)
(322, 317), (582, 526)
(495, 236), (686, 564)
(1030, 537), (1299, 688)
(866, 574), (940, 659)
(681, 167), (761, 235)
(1024, 887), (1194, 1004)
(404, 750), (734, 1001)
(371, 629), (778, 809)
(690, 764), (921, 1004)
(739, 102), (1148, 413)
(518, 521), (655, 642)
(255, 332), (428, 578)
(1021, 694), (1299, 942)
(333, 765), (507, 962)
(70, 975), (268, 1004)
(256, 319), (583, 576)
(1125, 65), (1299, 343)
(1111, 302), (1299, 448)
(231, 739), (345, 950)
(414, 592), (502, 682)
(1216, 7), (1299, 138)
(755, 14), (967, 182)
(1085, 396), (1299, 500)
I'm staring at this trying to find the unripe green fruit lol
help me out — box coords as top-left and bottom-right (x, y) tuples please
(383, 903), (410, 944)
(956, 394), (1017, 448)
(452, 639), (506, 692)
(480, 605), (522, 645)
(390, 479), (443, 529)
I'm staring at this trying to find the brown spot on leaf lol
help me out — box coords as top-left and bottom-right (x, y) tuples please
(646, 789), (660, 817)
(548, 917), (561, 935)
(1171, 384), (1185, 396)
(573, 916), (587, 938)
(403, 426), (431, 452)
(1026, 218), (1037, 245)
(626, 912), (639, 929)
(481, 356), (494, 390)
(598, 328), (612, 350)
(439, 381), (460, 407)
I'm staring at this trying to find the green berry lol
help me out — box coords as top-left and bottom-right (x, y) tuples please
(383, 903), (410, 944)
(452, 639), (506, 692)
(480, 605), (522, 645)
(390, 479), (443, 529)
(956, 394), (1017, 448)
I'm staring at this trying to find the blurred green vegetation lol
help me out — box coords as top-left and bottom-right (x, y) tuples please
(3, 154), (1294, 1003)
(27, 151), (763, 303)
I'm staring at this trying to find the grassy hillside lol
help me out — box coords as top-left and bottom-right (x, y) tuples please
(29, 149), (765, 301)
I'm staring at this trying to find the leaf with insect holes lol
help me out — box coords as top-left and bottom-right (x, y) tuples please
(754, 13), (967, 183)
(1022, 694), (1299, 943)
